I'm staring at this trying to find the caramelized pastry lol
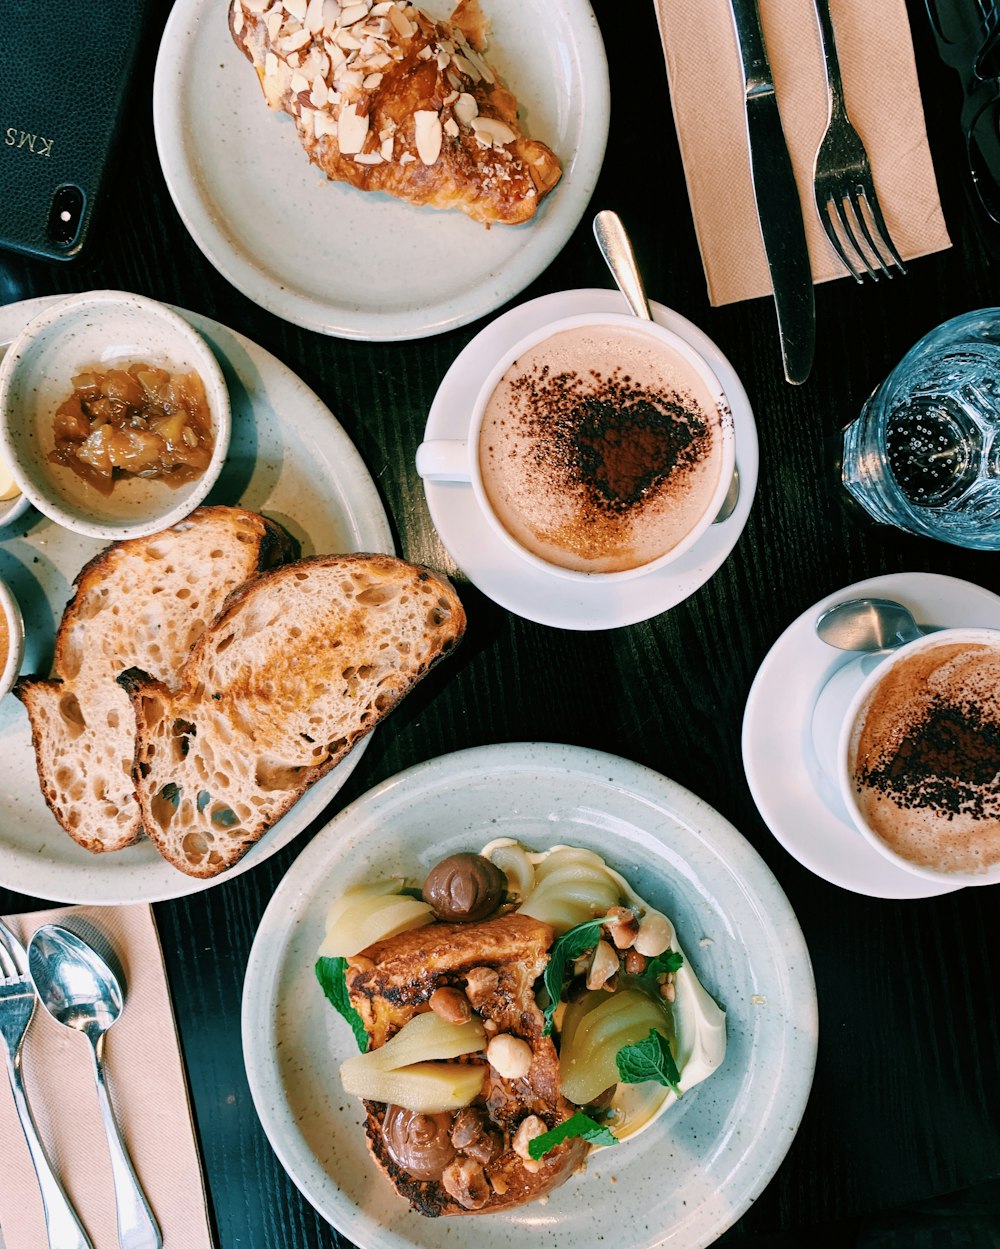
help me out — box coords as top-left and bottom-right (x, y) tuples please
(229, 0), (562, 225)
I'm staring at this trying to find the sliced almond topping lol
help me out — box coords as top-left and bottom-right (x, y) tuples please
(399, 150), (417, 164)
(266, 8), (284, 40)
(321, 0), (341, 28)
(417, 45), (433, 60)
(452, 91), (478, 127)
(334, 27), (363, 49)
(339, 1), (370, 25)
(353, 151), (383, 164)
(414, 109), (443, 165)
(305, 0), (325, 31)
(232, 5), (245, 35)
(471, 116), (515, 148)
(443, 117), (459, 138)
(242, 0), (270, 13)
(379, 133), (394, 159)
(290, 71), (310, 93)
(450, 53), (478, 80)
(279, 28), (311, 52)
(287, 51), (301, 67)
(387, 3), (415, 38)
(264, 50), (280, 77)
(284, 0), (308, 19)
(371, 0), (394, 12)
(314, 110), (338, 138)
(310, 74), (329, 105)
(461, 43), (494, 84)
(362, 72), (383, 88)
(337, 100), (370, 153)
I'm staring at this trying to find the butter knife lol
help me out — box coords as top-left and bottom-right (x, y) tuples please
(728, 0), (815, 384)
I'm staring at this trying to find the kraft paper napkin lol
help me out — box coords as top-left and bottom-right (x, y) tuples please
(654, 0), (952, 305)
(0, 904), (214, 1249)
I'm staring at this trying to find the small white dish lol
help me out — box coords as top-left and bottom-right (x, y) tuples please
(243, 742), (817, 1249)
(0, 577), (24, 700)
(0, 482), (32, 530)
(0, 290), (231, 541)
(421, 288), (759, 630)
(153, 0), (609, 340)
(742, 572), (1000, 899)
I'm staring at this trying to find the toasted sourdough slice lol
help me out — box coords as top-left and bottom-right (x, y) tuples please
(120, 555), (465, 878)
(14, 507), (295, 854)
(346, 914), (588, 1216)
(229, 0), (561, 226)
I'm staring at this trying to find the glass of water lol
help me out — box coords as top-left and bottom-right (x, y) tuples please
(842, 308), (1000, 549)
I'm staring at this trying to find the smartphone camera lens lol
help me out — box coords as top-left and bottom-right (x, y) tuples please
(47, 184), (86, 249)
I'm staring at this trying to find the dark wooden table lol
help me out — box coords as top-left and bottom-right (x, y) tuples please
(2, 1), (999, 1246)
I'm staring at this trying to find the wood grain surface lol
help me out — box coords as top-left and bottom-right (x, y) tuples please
(2, 1), (998, 1246)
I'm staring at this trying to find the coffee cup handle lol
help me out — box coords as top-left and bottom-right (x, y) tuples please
(415, 439), (472, 483)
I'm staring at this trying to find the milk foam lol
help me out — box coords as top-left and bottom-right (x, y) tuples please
(478, 325), (725, 574)
(850, 641), (1000, 873)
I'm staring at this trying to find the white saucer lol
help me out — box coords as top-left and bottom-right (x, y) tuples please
(421, 289), (759, 629)
(742, 572), (1000, 899)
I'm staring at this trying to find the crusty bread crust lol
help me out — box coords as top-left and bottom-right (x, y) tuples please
(120, 554), (466, 877)
(347, 915), (588, 1216)
(14, 507), (295, 853)
(229, 0), (561, 226)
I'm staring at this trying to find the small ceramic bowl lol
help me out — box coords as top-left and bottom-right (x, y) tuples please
(0, 577), (25, 701)
(0, 290), (231, 540)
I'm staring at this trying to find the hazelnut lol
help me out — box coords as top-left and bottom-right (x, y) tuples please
(422, 853), (506, 922)
(486, 1033), (533, 1080)
(604, 906), (639, 949)
(511, 1114), (546, 1160)
(586, 940), (619, 990)
(465, 966), (499, 1008)
(634, 911), (672, 957)
(624, 948), (647, 976)
(441, 1157), (489, 1210)
(429, 987), (472, 1024)
(451, 1107), (501, 1165)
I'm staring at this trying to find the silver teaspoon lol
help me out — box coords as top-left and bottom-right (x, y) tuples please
(815, 597), (924, 652)
(591, 209), (740, 523)
(28, 926), (162, 1249)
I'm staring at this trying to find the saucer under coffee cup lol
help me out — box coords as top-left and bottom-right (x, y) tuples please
(811, 626), (1000, 885)
(416, 311), (736, 583)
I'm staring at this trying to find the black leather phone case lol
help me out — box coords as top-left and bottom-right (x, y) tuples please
(0, 0), (150, 262)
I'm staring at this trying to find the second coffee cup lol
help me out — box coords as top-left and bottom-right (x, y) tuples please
(416, 312), (736, 580)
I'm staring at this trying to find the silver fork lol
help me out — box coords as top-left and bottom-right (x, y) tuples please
(812, 0), (906, 281)
(0, 917), (94, 1249)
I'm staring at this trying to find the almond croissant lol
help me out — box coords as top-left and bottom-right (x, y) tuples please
(229, 0), (562, 225)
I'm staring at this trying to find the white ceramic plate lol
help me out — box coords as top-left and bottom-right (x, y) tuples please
(152, 0), (609, 341)
(742, 572), (1000, 899)
(0, 295), (392, 905)
(421, 289), (759, 629)
(243, 742), (817, 1249)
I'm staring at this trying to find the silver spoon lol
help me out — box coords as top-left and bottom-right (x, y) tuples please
(592, 209), (740, 523)
(28, 926), (162, 1249)
(815, 597), (924, 652)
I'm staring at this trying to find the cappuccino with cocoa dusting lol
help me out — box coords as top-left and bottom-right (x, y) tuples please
(850, 639), (1000, 874)
(478, 324), (727, 574)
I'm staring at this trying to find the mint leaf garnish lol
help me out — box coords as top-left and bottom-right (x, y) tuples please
(643, 949), (683, 979)
(315, 956), (368, 1052)
(527, 1112), (618, 1159)
(615, 1028), (681, 1093)
(540, 917), (610, 1036)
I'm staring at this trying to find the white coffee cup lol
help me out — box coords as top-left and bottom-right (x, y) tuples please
(813, 627), (1000, 885)
(416, 312), (736, 582)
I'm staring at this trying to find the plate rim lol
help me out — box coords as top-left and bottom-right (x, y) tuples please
(152, 0), (611, 341)
(242, 741), (818, 1249)
(0, 293), (394, 905)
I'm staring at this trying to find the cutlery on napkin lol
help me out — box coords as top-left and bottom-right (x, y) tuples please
(653, 0), (951, 308)
(0, 905), (214, 1249)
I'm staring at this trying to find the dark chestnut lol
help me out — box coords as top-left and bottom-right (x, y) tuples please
(422, 852), (506, 922)
(382, 1106), (456, 1181)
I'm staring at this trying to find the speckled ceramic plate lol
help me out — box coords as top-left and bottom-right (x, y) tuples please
(0, 295), (392, 905)
(742, 571), (1000, 899)
(242, 743), (818, 1249)
(152, 0), (609, 341)
(420, 289), (759, 629)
